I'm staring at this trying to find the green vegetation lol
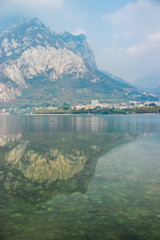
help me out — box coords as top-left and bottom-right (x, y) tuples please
(2, 104), (159, 115)
(34, 108), (71, 114)
(34, 106), (160, 115)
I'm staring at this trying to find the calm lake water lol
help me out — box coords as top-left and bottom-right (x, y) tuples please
(0, 114), (160, 240)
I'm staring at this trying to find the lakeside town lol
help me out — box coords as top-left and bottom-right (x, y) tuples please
(1, 100), (160, 115)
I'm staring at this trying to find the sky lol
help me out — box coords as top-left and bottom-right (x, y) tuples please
(1, 0), (160, 82)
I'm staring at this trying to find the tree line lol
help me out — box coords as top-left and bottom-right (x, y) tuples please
(34, 106), (160, 115)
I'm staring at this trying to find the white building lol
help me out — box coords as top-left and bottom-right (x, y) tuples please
(91, 100), (99, 107)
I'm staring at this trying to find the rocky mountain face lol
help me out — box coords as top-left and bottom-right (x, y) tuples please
(0, 18), (158, 104)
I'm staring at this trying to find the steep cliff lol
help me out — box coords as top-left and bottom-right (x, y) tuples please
(0, 18), (156, 104)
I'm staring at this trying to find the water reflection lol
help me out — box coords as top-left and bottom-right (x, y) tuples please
(0, 115), (160, 240)
(0, 129), (135, 203)
(0, 114), (160, 135)
(0, 115), (159, 203)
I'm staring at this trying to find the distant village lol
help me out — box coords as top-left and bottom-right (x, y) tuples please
(1, 100), (160, 115)
(71, 100), (160, 110)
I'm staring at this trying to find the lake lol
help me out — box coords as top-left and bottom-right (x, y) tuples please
(0, 114), (160, 240)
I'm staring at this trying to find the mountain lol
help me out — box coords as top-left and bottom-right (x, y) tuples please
(133, 69), (160, 95)
(100, 70), (132, 86)
(0, 18), (158, 105)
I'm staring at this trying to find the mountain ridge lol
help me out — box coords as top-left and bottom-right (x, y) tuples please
(0, 17), (158, 105)
(133, 68), (160, 95)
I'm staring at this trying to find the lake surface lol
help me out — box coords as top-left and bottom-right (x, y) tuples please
(0, 114), (160, 240)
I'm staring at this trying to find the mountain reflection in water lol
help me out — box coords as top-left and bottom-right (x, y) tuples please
(0, 115), (160, 240)
(0, 129), (135, 203)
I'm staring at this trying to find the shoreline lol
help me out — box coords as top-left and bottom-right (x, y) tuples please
(1, 113), (159, 117)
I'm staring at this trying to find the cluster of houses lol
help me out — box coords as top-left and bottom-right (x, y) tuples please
(1, 100), (160, 115)
(71, 100), (160, 110)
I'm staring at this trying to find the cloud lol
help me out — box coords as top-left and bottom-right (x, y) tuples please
(73, 27), (86, 35)
(3, 0), (64, 8)
(103, 0), (160, 41)
(148, 31), (160, 48)
(125, 45), (139, 56)
(100, 0), (160, 81)
(125, 30), (160, 56)
(97, 31), (160, 82)
(1, 0), (64, 15)
(22, 0), (64, 9)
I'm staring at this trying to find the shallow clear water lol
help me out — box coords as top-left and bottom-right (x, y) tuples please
(0, 114), (160, 240)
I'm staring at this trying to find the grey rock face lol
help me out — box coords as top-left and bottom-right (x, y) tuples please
(0, 18), (96, 102)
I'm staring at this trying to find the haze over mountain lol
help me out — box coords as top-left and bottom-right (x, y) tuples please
(0, 18), (158, 105)
(100, 70), (132, 86)
(0, 16), (25, 34)
(133, 68), (160, 95)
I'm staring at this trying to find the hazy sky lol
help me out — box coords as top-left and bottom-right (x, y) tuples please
(1, 0), (160, 82)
